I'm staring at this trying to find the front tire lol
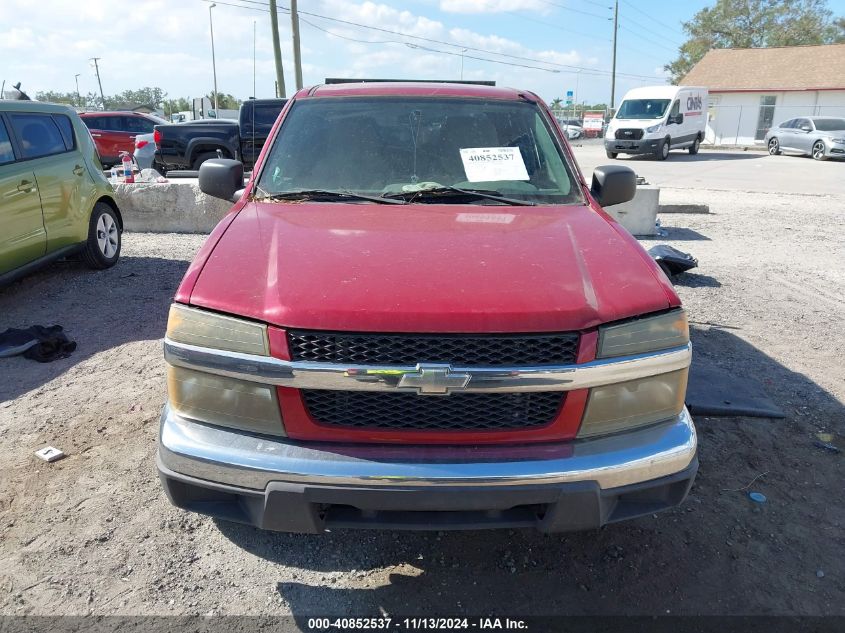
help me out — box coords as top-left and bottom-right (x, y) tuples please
(768, 137), (781, 155)
(812, 141), (827, 161)
(606, 150), (618, 159)
(657, 137), (670, 160)
(688, 137), (700, 155)
(82, 202), (121, 270)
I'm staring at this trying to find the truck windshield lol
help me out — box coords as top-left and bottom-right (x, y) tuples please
(257, 97), (579, 204)
(616, 99), (670, 120)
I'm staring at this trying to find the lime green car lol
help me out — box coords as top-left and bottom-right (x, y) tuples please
(0, 100), (122, 286)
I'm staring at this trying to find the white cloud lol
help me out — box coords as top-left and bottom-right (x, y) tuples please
(439, 0), (547, 14)
(320, 0), (445, 39)
(0, 0), (656, 107)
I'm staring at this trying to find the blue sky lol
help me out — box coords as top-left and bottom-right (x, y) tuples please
(1, 0), (841, 107)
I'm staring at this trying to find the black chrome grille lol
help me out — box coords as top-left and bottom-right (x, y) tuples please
(615, 128), (644, 140)
(301, 390), (565, 431)
(287, 331), (580, 366)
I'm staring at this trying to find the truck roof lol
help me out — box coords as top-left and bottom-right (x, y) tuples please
(620, 85), (708, 101)
(302, 81), (529, 101)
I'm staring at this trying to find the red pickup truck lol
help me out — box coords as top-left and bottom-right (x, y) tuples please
(158, 81), (696, 533)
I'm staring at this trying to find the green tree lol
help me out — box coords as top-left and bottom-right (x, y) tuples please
(206, 92), (242, 112)
(665, 0), (845, 83)
(35, 90), (79, 106)
(36, 90), (103, 109)
(110, 86), (168, 109)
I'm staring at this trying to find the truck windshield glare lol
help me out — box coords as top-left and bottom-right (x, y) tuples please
(616, 99), (671, 120)
(257, 97), (579, 204)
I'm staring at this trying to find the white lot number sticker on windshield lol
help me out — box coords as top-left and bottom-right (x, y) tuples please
(459, 147), (529, 182)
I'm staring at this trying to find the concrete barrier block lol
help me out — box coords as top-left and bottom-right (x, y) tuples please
(605, 186), (660, 236)
(113, 180), (232, 234)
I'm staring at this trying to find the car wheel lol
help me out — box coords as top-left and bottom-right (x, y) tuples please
(606, 150), (618, 159)
(657, 138), (670, 160)
(688, 137), (700, 155)
(812, 141), (827, 161)
(768, 137), (781, 155)
(192, 151), (221, 170)
(82, 202), (122, 270)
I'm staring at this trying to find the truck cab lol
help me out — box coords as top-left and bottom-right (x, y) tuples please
(157, 81), (697, 534)
(605, 86), (708, 160)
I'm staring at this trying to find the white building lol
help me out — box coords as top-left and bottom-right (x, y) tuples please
(682, 44), (845, 146)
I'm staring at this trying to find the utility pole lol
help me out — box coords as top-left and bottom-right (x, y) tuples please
(74, 74), (81, 108)
(610, 0), (618, 113)
(269, 0), (286, 98)
(290, 0), (303, 91)
(209, 3), (219, 116)
(90, 57), (105, 109)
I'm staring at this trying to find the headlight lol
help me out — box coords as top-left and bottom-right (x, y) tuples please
(578, 369), (688, 437)
(597, 309), (689, 358)
(831, 138), (845, 144)
(167, 303), (269, 355)
(579, 310), (690, 437)
(646, 124), (662, 133)
(165, 304), (284, 436)
(167, 365), (283, 436)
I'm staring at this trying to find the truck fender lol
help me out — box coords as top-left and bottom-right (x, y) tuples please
(186, 137), (239, 164)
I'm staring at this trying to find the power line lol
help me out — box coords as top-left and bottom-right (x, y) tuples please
(618, 13), (684, 47)
(504, 10), (612, 43)
(210, 0), (665, 80)
(618, 25), (679, 53)
(300, 18), (586, 75)
(539, 0), (611, 21)
(620, 0), (686, 34)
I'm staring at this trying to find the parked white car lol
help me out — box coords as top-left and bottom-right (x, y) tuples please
(557, 118), (583, 140)
(605, 86), (708, 160)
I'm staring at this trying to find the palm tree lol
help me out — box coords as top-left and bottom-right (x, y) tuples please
(550, 97), (563, 113)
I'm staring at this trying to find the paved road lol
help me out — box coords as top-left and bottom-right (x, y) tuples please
(571, 139), (845, 196)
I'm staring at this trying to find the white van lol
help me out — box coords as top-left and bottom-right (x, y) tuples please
(605, 85), (708, 160)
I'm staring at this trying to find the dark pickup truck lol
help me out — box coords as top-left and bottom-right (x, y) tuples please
(154, 98), (286, 171)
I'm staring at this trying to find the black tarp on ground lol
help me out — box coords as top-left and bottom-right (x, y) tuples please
(686, 363), (785, 418)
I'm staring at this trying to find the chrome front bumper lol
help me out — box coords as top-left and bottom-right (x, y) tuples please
(157, 404), (697, 532)
(159, 404), (696, 490)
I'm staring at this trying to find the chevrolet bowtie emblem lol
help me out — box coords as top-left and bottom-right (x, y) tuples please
(397, 364), (471, 395)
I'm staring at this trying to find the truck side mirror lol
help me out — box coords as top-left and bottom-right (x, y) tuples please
(199, 158), (244, 202)
(591, 165), (637, 207)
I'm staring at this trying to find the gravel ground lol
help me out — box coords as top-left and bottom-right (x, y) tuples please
(1, 185), (843, 621)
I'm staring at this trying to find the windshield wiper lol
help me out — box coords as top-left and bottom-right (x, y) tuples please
(382, 185), (536, 206)
(257, 189), (406, 205)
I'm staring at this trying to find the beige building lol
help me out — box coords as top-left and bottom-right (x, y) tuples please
(682, 44), (845, 145)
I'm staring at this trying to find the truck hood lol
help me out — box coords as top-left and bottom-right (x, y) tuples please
(188, 201), (676, 333)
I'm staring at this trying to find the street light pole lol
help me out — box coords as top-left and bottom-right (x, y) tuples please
(460, 48), (467, 80)
(74, 74), (81, 108)
(209, 3), (219, 117)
